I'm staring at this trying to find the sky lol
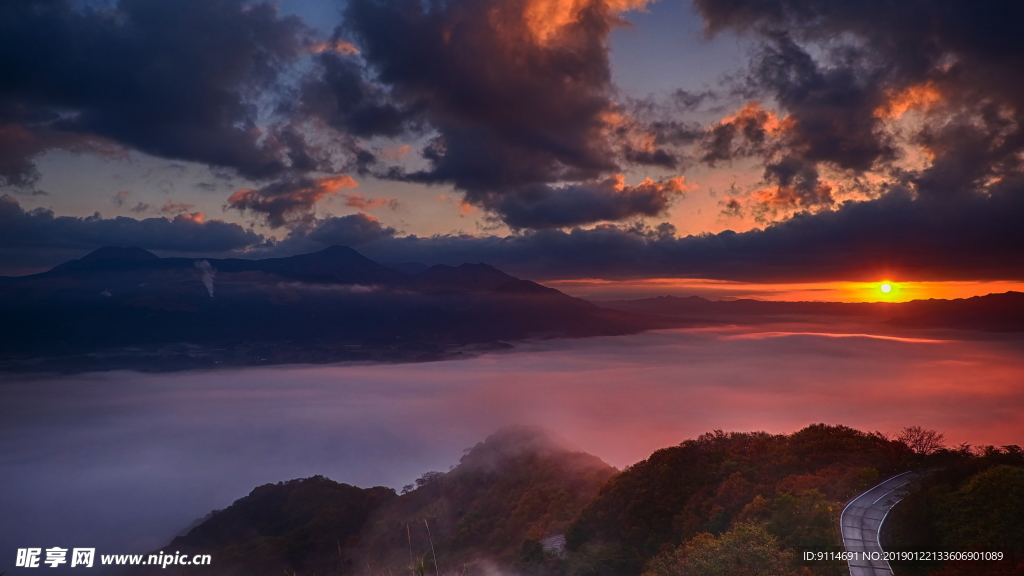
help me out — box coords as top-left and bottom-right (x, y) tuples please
(4, 325), (1023, 568)
(2, 0), (1024, 300)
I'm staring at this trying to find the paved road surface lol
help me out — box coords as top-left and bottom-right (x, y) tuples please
(841, 471), (918, 576)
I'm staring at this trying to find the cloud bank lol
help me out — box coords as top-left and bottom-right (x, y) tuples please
(3, 0), (1024, 282)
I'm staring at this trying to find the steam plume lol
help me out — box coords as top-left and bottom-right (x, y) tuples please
(195, 260), (216, 297)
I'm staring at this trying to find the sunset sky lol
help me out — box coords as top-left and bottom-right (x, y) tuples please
(3, 0), (1024, 301)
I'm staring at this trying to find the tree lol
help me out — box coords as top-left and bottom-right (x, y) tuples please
(516, 538), (546, 567)
(415, 471), (445, 488)
(938, 465), (1024, 552)
(897, 426), (946, 455)
(642, 523), (800, 576)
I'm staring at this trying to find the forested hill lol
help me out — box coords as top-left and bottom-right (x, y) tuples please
(140, 424), (1023, 576)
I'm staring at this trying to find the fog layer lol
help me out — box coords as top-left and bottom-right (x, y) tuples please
(2, 325), (1022, 569)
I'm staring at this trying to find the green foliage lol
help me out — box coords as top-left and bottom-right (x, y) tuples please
(566, 424), (894, 573)
(165, 475), (397, 576)
(938, 465), (1024, 551)
(562, 541), (635, 576)
(160, 424), (958, 576)
(353, 426), (617, 575)
(762, 490), (834, 549)
(517, 538), (546, 567)
(642, 523), (800, 576)
(888, 445), (1024, 575)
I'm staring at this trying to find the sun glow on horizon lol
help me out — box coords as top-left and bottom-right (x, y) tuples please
(546, 278), (1024, 303)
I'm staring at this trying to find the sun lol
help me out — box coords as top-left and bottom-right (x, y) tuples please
(880, 283), (892, 294)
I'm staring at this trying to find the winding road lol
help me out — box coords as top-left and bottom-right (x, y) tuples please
(840, 471), (918, 576)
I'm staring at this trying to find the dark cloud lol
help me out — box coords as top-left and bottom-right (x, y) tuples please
(720, 197), (743, 218)
(226, 174), (359, 228)
(333, 185), (1024, 283)
(344, 0), (616, 188)
(700, 102), (779, 166)
(751, 156), (834, 217)
(0, 0), (687, 231)
(6, 182), (1024, 283)
(8, 0), (1024, 282)
(749, 34), (898, 172)
(473, 175), (689, 230)
(295, 51), (421, 139)
(111, 190), (132, 208)
(697, 100), (841, 215)
(693, 0), (1024, 201)
(0, 120), (121, 189)
(327, 0), (678, 227)
(159, 201), (197, 215)
(273, 212), (398, 256)
(696, 41), (896, 212)
(0, 0), (316, 186)
(342, 193), (398, 211)
(0, 194), (267, 257)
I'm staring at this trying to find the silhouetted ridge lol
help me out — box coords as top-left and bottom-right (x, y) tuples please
(241, 245), (410, 285)
(598, 291), (1024, 331)
(494, 279), (562, 295)
(168, 476), (395, 575)
(386, 261), (430, 275)
(412, 263), (517, 292)
(50, 246), (159, 272)
(456, 425), (595, 473)
(0, 246), (677, 371)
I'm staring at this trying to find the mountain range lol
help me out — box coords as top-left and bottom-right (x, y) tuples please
(0, 246), (678, 373)
(2, 246), (1022, 373)
(598, 292), (1024, 332)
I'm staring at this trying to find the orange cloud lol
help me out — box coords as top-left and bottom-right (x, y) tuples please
(616, 174), (694, 195)
(720, 102), (792, 135)
(701, 102), (795, 166)
(173, 212), (206, 224)
(438, 194), (477, 215)
(380, 144), (411, 161)
(523, 0), (653, 42)
(309, 39), (360, 55)
(343, 193), (398, 210)
(315, 174), (359, 192)
(874, 82), (942, 120)
(750, 182), (835, 222)
(601, 108), (663, 160)
(160, 201), (197, 214)
(227, 174), (358, 228)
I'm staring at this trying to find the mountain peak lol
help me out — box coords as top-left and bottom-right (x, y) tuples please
(310, 245), (362, 258)
(457, 425), (587, 472)
(51, 246), (159, 272)
(251, 245), (411, 286)
(82, 246), (159, 262)
(412, 262), (517, 292)
(493, 279), (561, 295)
(653, 295), (711, 302)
